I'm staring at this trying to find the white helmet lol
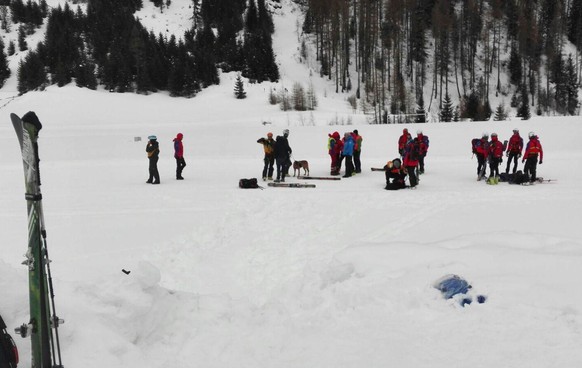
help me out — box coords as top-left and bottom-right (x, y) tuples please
(529, 131), (535, 138)
(482, 132), (489, 138)
(283, 129), (289, 136)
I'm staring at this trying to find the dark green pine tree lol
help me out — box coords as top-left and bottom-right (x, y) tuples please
(193, 23), (219, 88)
(17, 51), (47, 94)
(464, 91), (480, 121)
(516, 85), (531, 120)
(439, 93), (454, 122)
(568, 0), (582, 48)
(415, 94), (426, 123)
(0, 38), (10, 88)
(7, 41), (15, 56)
(18, 25), (27, 51)
(508, 44), (522, 87)
(257, 0), (274, 34)
(565, 54), (580, 115)
(74, 50), (98, 90)
(234, 73), (246, 99)
(493, 103), (507, 121)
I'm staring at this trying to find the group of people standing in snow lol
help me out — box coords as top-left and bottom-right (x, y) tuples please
(327, 130), (363, 177)
(145, 133), (186, 184)
(472, 129), (543, 184)
(257, 129), (292, 182)
(380, 128), (430, 190)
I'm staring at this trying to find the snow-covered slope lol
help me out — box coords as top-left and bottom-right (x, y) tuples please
(1, 1), (582, 368)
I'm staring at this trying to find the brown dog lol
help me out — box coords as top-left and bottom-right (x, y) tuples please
(293, 160), (310, 177)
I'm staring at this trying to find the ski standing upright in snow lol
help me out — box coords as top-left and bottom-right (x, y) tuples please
(10, 112), (64, 368)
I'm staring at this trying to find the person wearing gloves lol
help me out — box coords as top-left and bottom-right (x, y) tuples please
(505, 128), (523, 174)
(173, 133), (186, 180)
(146, 135), (160, 184)
(522, 132), (543, 183)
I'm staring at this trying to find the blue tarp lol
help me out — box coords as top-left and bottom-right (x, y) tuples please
(433, 274), (486, 307)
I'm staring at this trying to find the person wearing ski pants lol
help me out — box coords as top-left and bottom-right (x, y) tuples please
(257, 132), (275, 180)
(274, 129), (292, 182)
(352, 129), (363, 173)
(505, 129), (523, 174)
(522, 132), (543, 183)
(173, 133), (186, 180)
(146, 135), (160, 184)
(488, 133), (504, 178)
(342, 132), (355, 178)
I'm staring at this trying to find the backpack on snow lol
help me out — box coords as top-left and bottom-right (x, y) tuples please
(239, 178), (259, 189)
(511, 170), (527, 185)
(0, 314), (18, 368)
(471, 138), (482, 153)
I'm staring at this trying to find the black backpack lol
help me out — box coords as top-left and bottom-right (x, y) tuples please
(409, 140), (420, 161)
(0, 314), (18, 368)
(512, 170), (526, 185)
(239, 178), (259, 189)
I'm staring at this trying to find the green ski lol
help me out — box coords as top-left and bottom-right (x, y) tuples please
(10, 112), (64, 368)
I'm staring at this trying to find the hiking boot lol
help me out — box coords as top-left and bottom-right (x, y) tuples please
(262, 177), (267, 181)
(146, 180), (153, 183)
(177, 176), (184, 180)
(267, 176), (273, 180)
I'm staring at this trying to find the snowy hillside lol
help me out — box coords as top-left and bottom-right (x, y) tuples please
(1, 1), (582, 368)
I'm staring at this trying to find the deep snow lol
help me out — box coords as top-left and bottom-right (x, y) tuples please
(1, 0), (582, 367)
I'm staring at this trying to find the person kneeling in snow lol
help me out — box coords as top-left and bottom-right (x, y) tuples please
(384, 158), (407, 190)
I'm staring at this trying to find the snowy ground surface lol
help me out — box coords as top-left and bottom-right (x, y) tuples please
(1, 0), (582, 367)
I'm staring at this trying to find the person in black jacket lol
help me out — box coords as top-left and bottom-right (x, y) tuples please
(273, 129), (292, 182)
(384, 158), (407, 190)
(146, 135), (160, 184)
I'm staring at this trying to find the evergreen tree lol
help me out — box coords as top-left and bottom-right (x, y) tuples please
(306, 82), (318, 110)
(493, 103), (507, 121)
(234, 73), (246, 99)
(516, 85), (531, 120)
(415, 94), (426, 123)
(74, 50), (98, 90)
(18, 25), (27, 51)
(565, 54), (580, 115)
(439, 93), (454, 122)
(17, 50), (47, 94)
(568, 0), (582, 48)
(7, 40), (15, 56)
(292, 82), (306, 110)
(508, 44), (522, 87)
(0, 38), (10, 87)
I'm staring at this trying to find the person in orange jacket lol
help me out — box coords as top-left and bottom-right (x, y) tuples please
(522, 132), (543, 183)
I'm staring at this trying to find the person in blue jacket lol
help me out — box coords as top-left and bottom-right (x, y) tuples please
(342, 132), (355, 178)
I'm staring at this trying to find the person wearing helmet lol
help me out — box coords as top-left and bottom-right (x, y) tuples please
(257, 132), (276, 181)
(416, 130), (429, 174)
(383, 158), (407, 190)
(488, 133), (504, 179)
(403, 136), (421, 187)
(146, 135), (160, 184)
(522, 132), (543, 182)
(274, 129), (292, 182)
(398, 128), (409, 157)
(173, 133), (186, 180)
(471, 133), (490, 180)
(505, 128), (523, 174)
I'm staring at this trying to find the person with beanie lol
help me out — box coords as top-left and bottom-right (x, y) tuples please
(146, 135), (160, 184)
(173, 133), (186, 180)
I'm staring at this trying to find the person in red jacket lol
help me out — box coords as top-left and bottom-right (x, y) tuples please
(472, 133), (490, 179)
(328, 131), (343, 175)
(488, 133), (504, 178)
(173, 133), (186, 180)
(522, 132), (543, 182)
(403, 137), (420, 187)
(416, 130), (429, 174)
(398, 128), (409, 157)
(505, 128), (523, 174)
